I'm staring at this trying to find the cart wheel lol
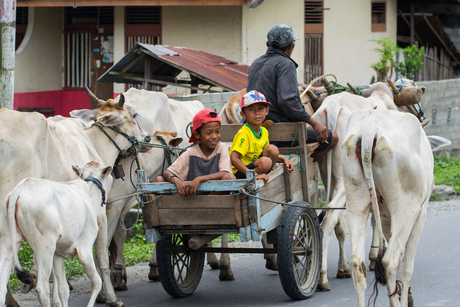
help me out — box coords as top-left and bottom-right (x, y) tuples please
(277, 202), (322, 300)
(156, 234), (205, 298)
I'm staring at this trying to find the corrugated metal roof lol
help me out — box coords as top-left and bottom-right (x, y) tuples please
(98, 43), (249, 92)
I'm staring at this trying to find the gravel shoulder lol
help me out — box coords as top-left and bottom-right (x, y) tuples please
(10, 197), (460, 306)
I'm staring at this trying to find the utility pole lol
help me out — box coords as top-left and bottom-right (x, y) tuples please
(0, 0), (16, 109)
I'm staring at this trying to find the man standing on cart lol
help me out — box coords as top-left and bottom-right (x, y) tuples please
(247, 24), (338, 161)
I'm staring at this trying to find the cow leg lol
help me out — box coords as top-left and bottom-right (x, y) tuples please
(206, 246), (219, 270)
(262, 234), (277, 271)
(148, 246), (160, 281)
(218, 235), (234, 281)
(318, 188), (348, 290)
(0, 233), (15, 307)
(347, 205), (369, 307)
(110, 221), (128, 291)
(396, 205), (427, 307)
(5, 285), (20, 307)
(78, 243), (103, 307)
(380, 208), (420, 307)
(34, 247), (54, 307)
(52, 255), (68, 307)
(335, 211), (351, 279)
(94, 213), (124, 307)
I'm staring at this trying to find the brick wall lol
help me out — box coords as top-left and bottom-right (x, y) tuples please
(418, 79), (460, 155)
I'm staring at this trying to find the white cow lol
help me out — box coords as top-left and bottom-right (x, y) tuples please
(0, 88), (151, 307)
(1, 161), (113, 307)
(102, 89), (204, 289)
(311, 79), (427, 290)
(341, 109), (449, 307)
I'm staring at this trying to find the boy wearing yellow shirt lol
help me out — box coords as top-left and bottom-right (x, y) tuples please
(230, 91), (293, 182)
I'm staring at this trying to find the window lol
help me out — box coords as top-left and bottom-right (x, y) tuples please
(16, 7), (28, 50)
(305, 1), (323, 82)
(64, 7), (114, 89)
(372, 1), (386, 32)
(125, 6), (162, 52)
(305, 0), (323, 34)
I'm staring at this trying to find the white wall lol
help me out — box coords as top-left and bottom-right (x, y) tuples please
(323, 0), (397, 86)
(242, 0), (305, 83)
(15, 7), (64, 92)
(162, 6), (242, 62)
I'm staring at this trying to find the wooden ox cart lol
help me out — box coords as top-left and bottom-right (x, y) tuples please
(137, 122), (322, 300)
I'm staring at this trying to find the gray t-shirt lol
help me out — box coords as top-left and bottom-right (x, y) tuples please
(167, 142), (232, 181)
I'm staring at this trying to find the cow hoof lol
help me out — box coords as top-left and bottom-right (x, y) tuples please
(20, 283), (33, 294)
(208, 260), (219, 270)
(336, 268), (352, 278)
(316, 281), (331, 291)
(96, 292), (106, 304)
(369, 259), (376, 271)
(115, 279), (128, 292)
(111, 270), (123, 289)
(265, 258), (278, 271)
(106, 300), (124, 307)
(219, 269), (235, 281)
(67, 279), (74, 290)
(148, 264), (160, 281)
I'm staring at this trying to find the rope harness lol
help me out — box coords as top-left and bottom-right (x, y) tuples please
(391, 78), (425, 120)
(235, 177), (345, 211)
(84, 177), (106, 206)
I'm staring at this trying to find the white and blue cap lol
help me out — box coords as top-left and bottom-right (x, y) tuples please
(267, 24), (299, 49)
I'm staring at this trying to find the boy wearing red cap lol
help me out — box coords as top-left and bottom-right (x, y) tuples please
(230, 91), (293, 182)
(156, 109), (235, 197)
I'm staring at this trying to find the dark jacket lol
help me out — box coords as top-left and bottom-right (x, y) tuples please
(247, 47), (310, 123)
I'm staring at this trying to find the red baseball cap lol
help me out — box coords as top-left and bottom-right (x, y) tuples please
(189, 109), (222, 143)
(240, 90), (271, 109)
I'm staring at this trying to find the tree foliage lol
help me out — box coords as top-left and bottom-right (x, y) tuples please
(370, 38), (425, 82)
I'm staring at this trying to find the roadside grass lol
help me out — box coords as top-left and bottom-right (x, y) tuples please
(9, 154), (459, 289)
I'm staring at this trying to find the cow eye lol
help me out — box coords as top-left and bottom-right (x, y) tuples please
(133, 113), (138, 118)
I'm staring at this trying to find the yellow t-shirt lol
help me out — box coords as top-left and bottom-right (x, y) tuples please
(229, 123), (269, 174)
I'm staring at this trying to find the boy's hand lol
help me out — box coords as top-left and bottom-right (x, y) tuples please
(174, 180), (189, 197)
(187, 177), (203, 196)
(284, 158), (294, 174)
(256, 173), (269, 183)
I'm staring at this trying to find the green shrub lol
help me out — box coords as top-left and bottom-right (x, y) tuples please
(433, 155), (460, 194)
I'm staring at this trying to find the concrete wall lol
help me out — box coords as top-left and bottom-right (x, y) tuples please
(242, 0), (305, 83)
(418, 79), (460, 155)
(15, 7), (63, 93)
(162, 6), (242, 62)
(323, 0), (397, 85)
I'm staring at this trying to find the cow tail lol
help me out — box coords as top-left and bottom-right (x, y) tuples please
(361, 125), (387, 291)
(6, 191), (33, 285)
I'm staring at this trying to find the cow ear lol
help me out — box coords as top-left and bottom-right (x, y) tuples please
(102, 166), (113, 177)
(72, 165), (82, 177)
(70, 109), (97, 122)
(169, 137), (183, 148)
(116, 93), (125, 110)
(427, 136), (451, 152)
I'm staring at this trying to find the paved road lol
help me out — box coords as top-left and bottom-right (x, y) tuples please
(69, 205), (460, 307)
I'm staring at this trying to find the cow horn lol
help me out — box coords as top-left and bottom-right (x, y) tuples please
(85, 87), (104, 108)
(116, 93), (125, 109)
(347, 83), (360, 95)
(387, 80), (398, 93)
(321, 78), (330, 87)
